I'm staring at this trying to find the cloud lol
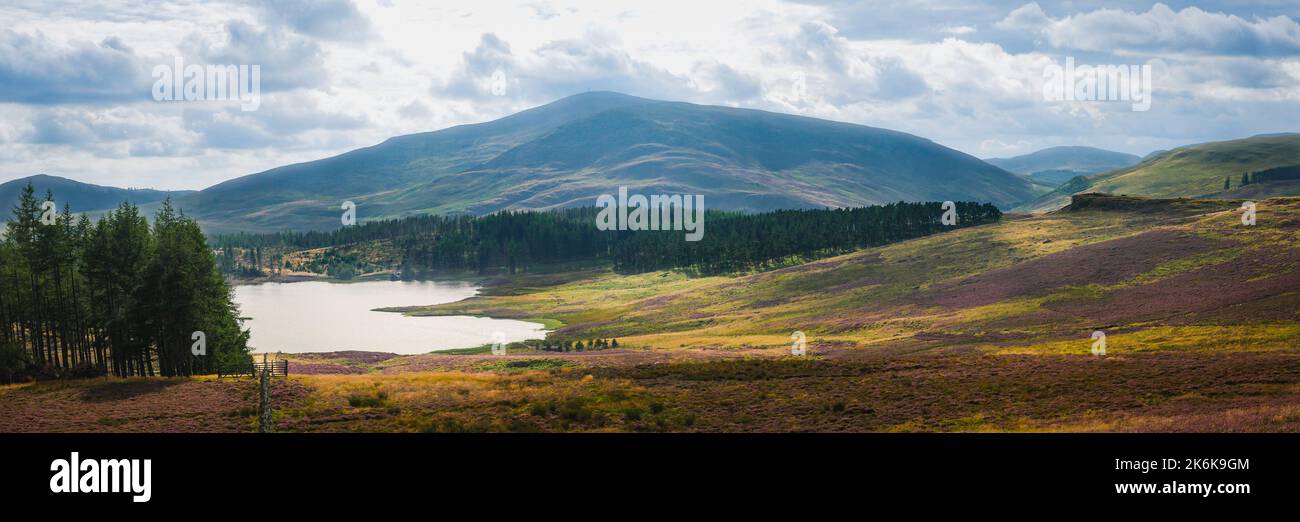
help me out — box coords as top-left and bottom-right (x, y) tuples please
(2, 0), (1299, 190)
(691, 62), (763, 102)
(979, 138), (1033, 156)
(183, 107), (277, 149)
(257, 0), (376, 42)
(27, 107), (160, 145)
(434, 32), (699, 104)
(186, 20), (329, 92)
(0, 30), (153, 104)
(999, 2), (1300, 56)
(770, 21), (930, 105)
(128, 138), (194, 158)
(398, 100), (433, 120)
(523, 2), (563, 20)
(182, 93), (366, 149)
(871, 57), (930, 99)
(995, 2), (1051, 33)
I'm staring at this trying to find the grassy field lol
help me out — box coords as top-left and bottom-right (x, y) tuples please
(1018, 134), (1300, 212)
(3, 195), (1298, 432)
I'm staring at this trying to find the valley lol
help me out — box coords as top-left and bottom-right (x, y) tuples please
(6, 193), (1297, 432)
(4, 93), (1298, 434)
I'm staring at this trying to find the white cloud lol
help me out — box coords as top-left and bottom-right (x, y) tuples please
(1, 0), (1298, 191)
(1000, 2), (1300, 56)
(256, 0), (376, 42)
(0, 29), (153, 104)
(996, 2), (1051, 34)
(185, 19), (329, 92)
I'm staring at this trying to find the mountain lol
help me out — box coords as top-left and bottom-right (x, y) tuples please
(985, 146), (1141, 187)
(177, 92), (1036, 233)
(1016, 134), (1300, 212)
(1, 174), (194, 216)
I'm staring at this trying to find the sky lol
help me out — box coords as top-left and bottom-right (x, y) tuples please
(1, 0), (1298, 190)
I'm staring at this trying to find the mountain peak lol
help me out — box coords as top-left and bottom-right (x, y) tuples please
(551, 90), (651, 103)
(176, 95), (1038, 233)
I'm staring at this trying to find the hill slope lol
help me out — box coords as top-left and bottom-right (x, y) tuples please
(0, 174), (194, 215)
(1016, 134), (1300, 212)
(378, 194), (1300, 431)
(986, 146), (1140, 187)
(415, 194), (1297, 350)
(179, 92), (1036, 233)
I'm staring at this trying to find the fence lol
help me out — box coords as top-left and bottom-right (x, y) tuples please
(218, 359), (288, 378)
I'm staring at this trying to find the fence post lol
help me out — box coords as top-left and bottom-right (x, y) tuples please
(258, 353), (272, 433)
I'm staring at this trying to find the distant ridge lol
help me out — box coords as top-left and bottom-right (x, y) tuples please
(1, 174), (194, 216)
(986, 146), (1141, 187)
(1016, 134), (1300, 212)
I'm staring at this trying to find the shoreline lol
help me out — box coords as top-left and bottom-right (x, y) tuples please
(236, 277), (550, 357)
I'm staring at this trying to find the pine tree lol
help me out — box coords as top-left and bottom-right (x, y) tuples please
(2, 190), (250, 379)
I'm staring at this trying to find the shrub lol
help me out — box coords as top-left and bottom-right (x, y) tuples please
(0, 342), (34, 384)
(64, 362), (106, 379)
(622, 408), (644, 421)
(347, 389), (389, 408)
(558, 398), (593, 422)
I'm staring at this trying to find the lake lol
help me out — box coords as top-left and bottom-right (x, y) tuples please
(232, 280), (546, 355)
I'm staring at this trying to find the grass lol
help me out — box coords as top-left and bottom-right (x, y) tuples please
(1020, 135), (1300, 212)
(981, 324), (1300, 356)
(6, 338), (1300, 433)
(400, 196), (1268, 353)
(432, 344), (498, 355)
(478, 359), (573, 371)
(275, 370), (685, 433)
(5, 196), (1299, 433)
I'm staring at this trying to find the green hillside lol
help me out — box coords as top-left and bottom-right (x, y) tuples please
(177, 92), (1035, 233)
(1016, 134), (1300, 212)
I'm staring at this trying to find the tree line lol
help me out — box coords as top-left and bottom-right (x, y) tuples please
(609, 202), (1001, 274)
(1225, 165), (1300, 191)
(1, 184), (250, 382)
(216, 201), (1001, 278)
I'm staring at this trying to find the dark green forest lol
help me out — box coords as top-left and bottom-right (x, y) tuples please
(216, 201), (1001, 277)
(0, 184), (250, 382)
